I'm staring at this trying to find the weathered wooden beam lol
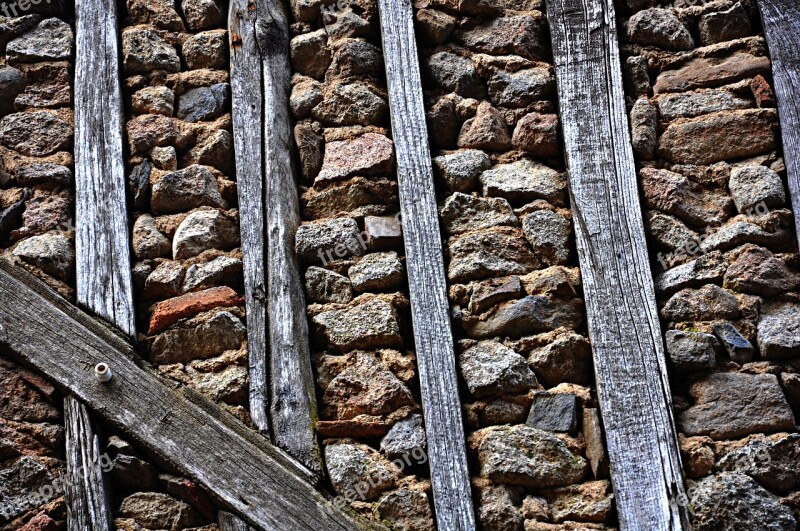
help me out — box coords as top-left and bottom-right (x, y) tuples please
(228, 0), (270, 435)
(0, 260), (382, 531)
(219, 511), (254, 531)
(64, 395), (113, 530)
(74, 0), (136, 337)
(376, 1), (475, 529)
(229, 0), (321, 478)
(758, 0), (800, 244)
(544, 0), (689, 529)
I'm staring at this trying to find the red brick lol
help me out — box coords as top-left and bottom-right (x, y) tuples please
(148, 286), (243, 335)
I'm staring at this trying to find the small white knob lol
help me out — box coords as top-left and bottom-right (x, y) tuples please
(95, 363), (112, 383)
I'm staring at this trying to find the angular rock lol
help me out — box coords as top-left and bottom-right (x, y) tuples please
(125, 0), (185, 31)
(128, 160), (152, 211)
(512, 112), (559, 158)
(182, 30), (227, 70)
(718, 434), (800, 493)
(295, 217), (365, 264)
(698, 2), (752, 46)
(294, 121), (323, 181)
(290, 78), (323, 119)
(176, 83), (229, 123)
(415, 8), (456, 46)
(347, 252), (404, 293)
(305, 266), (353, 304)
(432, 149), (491, 193)
(13, 195), (69, 238)
(545, 480), (614, 524)
(290, 29), (331, 80)
(583, 408), (609, 479)
(468, 275), (523, 315)
(325, 442), (398, 502)
(729, 165), (785, 213)
(661, 284), (740, 322)
(487, 66), (555, 108)
(151, 165), (224, 215)
(316, 133), (394, 182)
(143, 261), (185, 300)
(131, 86), (175, 116)
(647, 211), (699, 254)
(426, 95), (459, 148)
(447, 226), (539, 282)
(689, 472), (796, 531)
(475, 482), (524, 531)
(698, 212), (793, 253)
(150, 309), (246, 363)
(521, 209), (571, 266)
(526, 330), (592, 387)
(117, 492), (204, 530)
(12, 233), (74, 280)
(423, 51), (484, 98)
(480, 159), (566, 205)
(630, 97), (657, 160)
(454, 14), (548, 61)
(640, 167), (733, 227)
(472, 425), (587, 488)
(439, 192), (517, 235)
(172, 209), (239, 259)
(126, 114), (178, 154)
(0, 67), (26, 116)
(6, 18), (72, 63)
(312, 81), (388, 127)
(654, 251), (727, 294)
(625, 8), (694, 50)
(311, 297), (403, 352)
(364, 215), (403, 251)
(133, 214), (171, 260)
(182, 255), (241, 292)
(380, 414), (427, 463)
(463, 295), (583, 339)
(654, 52), (771, 94)
(712, 321), (754, 364)
(723, 244), (800, 296)
(376, 488), (435, 531)
(181, 0), (224, 30)
(679, 372), (795, 439)
(459, 340), (538, 398)
(664, 329), (717, 371)
(122, 28), (180, 74)
(757, 302), (800, 360)
(457, 101), (511, 151)
(147, 286), (243, 334)
(110, 454), (158, 493)
(323, 6), (371, 41)
(656, 89), (751, 122)
(0, 111), (71, 156)
(527, 392), (578, 434)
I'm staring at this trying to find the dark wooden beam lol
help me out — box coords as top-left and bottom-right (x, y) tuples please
(544, 0), (689, 528)
(758, 0), (800, 244)
(64, 395), (113, 530)
(376, 1), (475, 529)
(0, 260), (382, 531)
(229, 0), (321, 478)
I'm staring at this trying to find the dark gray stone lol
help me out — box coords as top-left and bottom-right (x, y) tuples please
(757, 302), (800, 360)
(665, 329), (717, 371)
(380, 414), (427, 464)
(717, 434), (800, 493)
(177, 83), (229, 123)
(526, 393), (578, 435)
(128, 160), (152, 211)
(6, 18), (72, 63)
(16, 163), (72, 187)
(423, 51), (485, 99)
(0, 67), (26, 116)
(713, 322), (754, 364)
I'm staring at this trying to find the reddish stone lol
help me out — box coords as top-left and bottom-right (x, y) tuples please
(158, 474), (215, 522)
(147, 286), (243, 335)
(19, 512), (59, 531)
(317, 419), (388, 438)
(751, 74), (776, 108)
(316, 133), (395, 183)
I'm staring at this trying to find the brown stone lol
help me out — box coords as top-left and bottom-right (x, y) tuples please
(316, 133), (394, 183)
(148, 286), (243, 335)
(457, 102), (511, 152)
(654, 52), (771, 94)
(512, 113), (559, 157)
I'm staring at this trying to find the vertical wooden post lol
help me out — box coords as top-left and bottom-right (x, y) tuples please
(544, 0), (689, 529)
(758, 0), (800, 245)
(377, 1), (476, 529)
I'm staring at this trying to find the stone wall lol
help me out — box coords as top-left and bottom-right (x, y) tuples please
(620, 0), (800, 528)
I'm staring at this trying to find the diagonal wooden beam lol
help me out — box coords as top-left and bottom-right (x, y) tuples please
(220, 511), (255, 531)
(0, 260), (382, 531)
(376, 1), (475, 529)
(758, 0), (800, 245)
(544, 0), (689, 529)
(229, 0), (321, 478)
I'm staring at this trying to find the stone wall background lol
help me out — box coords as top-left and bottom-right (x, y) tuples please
(621, 0), (800, 528)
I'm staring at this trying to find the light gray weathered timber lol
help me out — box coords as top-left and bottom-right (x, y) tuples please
(758, 0), (800, 245)
(220, 511), (254, 531)
(0, 260), (382, 531)
(544, 0), (690, 529)
(64, 395), (113, 530)
(377, 1), (475, 529)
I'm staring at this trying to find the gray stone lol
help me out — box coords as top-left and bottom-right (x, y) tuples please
(468, 275), (523, 315)
(172, 209), (239, 259)
(713, 322), (754, 364)
(150, 145), (177, 171)
(447, 227), (539, 283)
(316, 133), (394, 182)
(656, 90), (751, 122)
(480, 160), (566, 205)
(625, 8), (694, 50)
(290, 29), (332, 80)
(295, 217), (365, 264)
(661, 284), (740, 322)
(717, 434), (800, 493)
(698, 2), (753, 46)
(182, 29), (227, 70)
(376, 488), (435, 531)
(132, 214), (171, 260)
(664, 329), (717, 371)
(459, 340), (538, 398)
(15, 163), (72, 187)
(290, 78), (323, 119)
(118, 492), (204, 530)
(439, 192), (517, 235)
(654, 252), (727, 295)
(624, 55), (650, 98)
(432, 149), (491, 193)
(679, 372), (795, 439)
(0, 111), (71, 156)
(454, 15), (548, 61)
(122, 28), (180, 74)
(128, 160), (152, 211)
(545, 480), (614, 524)
(647, 211), (699, 254)
(305, 266), (353, 304)
(729, 165), (786, 213)
(325, 442), (398, 502)
(526, 393), (578, 434)
(475, 483), (524, 531)
(311, 297), (403, 352)
(415, 8), (456, 46)
(322, 7), (371, 41)
(192, 364), (247, 405)
(457, 101), (511, 151)
(150, 310), (246, 363)
(312, 81), (388, 127)
(630, 97), (657, 160)
(180, 0), (223, 30)
(6, 18), (72, 63)
(0, 15), (41, 55)
(364, 215), (403, 250)
(348, 252), (404, 293)
(487, 66), (555, 108)
(0, 67), (26, 116)
(689, 472), (796, 531)
(462, 295), (583, 339)
(182, 255), (241, 292)
(0, 456), (58, 522)
(151, 165), (224, 215)
(110, 454), (158, 493)
(380, 414), (427, 463)
(521, 209), (570, 266)
(143, 261), (185, 300)
(13, 233), (74, 280)
(699, 214), (792, 253)
(423, 51), (485, 98)
(472, 425), (587, 488)
(176, 83), (229, 123)
(757, 302), (800, 360)
(526, 330), (592, 387)
(328, 39), (382, 80)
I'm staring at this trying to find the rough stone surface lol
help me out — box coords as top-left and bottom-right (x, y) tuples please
(176, 83), (229, 123)
(12, 233), (74, 280)
(525, 330), (592, 387)
(526, 393), (578, 434)
(117, 492), (203, 530)
(447, 227), (538, 282)
(325, 442), (398, 502)
(459, 340), (538, 398)
(454, 14), (548, 61)
(718, 434), (800, 493)
(713, 322), (754, 364)
(0, 111), (71, 156)
(625, 8), (694, 50)
(295, 217), (365, 263)
(757, 302), (800, 360)
(312, 81), (388, 127)
(698, 2), (752, 46)
(151, 165), (224, 215)
(376, 488), (435, 531)
(6, 18), (73, 63)
(150, 309), (246, 363)
(181, 0), (224, 30)
(432, 149), (491, 193)
(379, 414), (427, 463)
(317, 133), (394, 182)
(723, 245), (800, 296)
(348, 252), (404, 293)
(480, 160), (566, 204)
(462, 295), (583, 339)
(172, 209), (239, 259)
(521, 209), (571, 266)
(729, 165), (786, 213)
(439, 192), (517, 235)
(122, 28), (180, 74)
(305, 266), (353, 304)
(457, 101), (511, 151)
(311, 297), (403, 352)
(133, 214), (171, 259)
(423, 51), (485, 98)
(148, 286), (243, 334)
(661, 284), (741, 322)
(665, 329), (717, 371)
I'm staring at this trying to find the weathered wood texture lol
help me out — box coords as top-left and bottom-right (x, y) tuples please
(219, 511), (254, 531)
(64, 395), (113, 530)
(0, 261), (382, 531)
(544, 0), (689, 529)
(73, 0), (136, 337)
(758, 0), (800, 244)
(377, 1), (475, 529)
(229, 0), (270, 435)
(229, 0), (321, 477)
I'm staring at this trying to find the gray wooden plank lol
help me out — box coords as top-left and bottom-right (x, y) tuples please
(258, 0), (322, 480)
(74, 0), (136, 337)
(758, 0), (800, 245)
(0, 260), (382, 531)
(228, 0), (270, 435)
(220, 511), (254, 531)
(544, 0), (690, 529)
(376, 1), (475, 529)
(64, 395), (113, 531)
(228, 0), (321, 479)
